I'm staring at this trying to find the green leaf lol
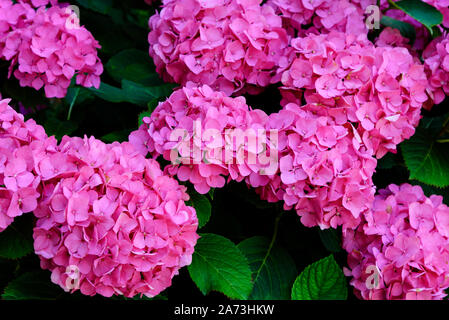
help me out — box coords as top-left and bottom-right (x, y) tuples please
(380, 16), (416, 44)
(76, 0), (114, 15)
(188, 233), (253, 300)
(401, 127), (449, 188)
(122, 80), (177, 105)
(138, 110), (152, 127)
(389, 0), (443, 35)
(238, 237), (297, 300)
(291, 255), (347, 300)
(100, 129), (131, 143)
(318, 228), (342, 253)
(43, 117), (78, 141)
(208, 188), (215, 200)
(66, 87), (94, 106)
(88, 82), (128, 103)
(88, 81), (175, 107)
(0, 215), (34, 259)
(187, 192), (212, 229)
(106, 49), (159, 86)
(377, 152), (401, 170)
(2, 271), (63, 300)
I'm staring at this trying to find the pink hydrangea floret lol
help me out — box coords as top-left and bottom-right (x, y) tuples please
(33, 136), (199, 298)
(0, 98), (49, 231)
(0, 0), (103, 98)
(281, 31), (428, 158)
(148, 0), (292, 96)
(344, 183), (449, 300)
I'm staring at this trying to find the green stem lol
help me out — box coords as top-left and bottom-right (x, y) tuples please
(437, 139), (449, 144)
(253, 209), (283, 282)
(67, 87), (80, 121)
(438, 114), (449, 137)
(387, 0), (398, 9)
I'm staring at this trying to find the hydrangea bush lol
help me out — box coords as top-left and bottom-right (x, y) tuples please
(0, 0), (448, 302)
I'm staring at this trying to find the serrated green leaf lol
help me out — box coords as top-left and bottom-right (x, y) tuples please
(380, 16), (416, 44)
(187, 192), (212, 229)
(291, 255), (347, 300)
(188, 233), (253, 300)
(2, 271), (63, 300)
(318, 228), (342, 253)
(238, 237), (297, 300)
(0, 215), (33, 259)
(106, 49), (159, 86)
(389, 0), (443, 35)
(401, 127), (449, 188)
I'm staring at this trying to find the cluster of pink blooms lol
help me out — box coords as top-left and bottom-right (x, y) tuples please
(129, 84), (377, 230)
(130, 84), (275, 194)
(0, 0), (103, 98)
(0, 99), (47, 232)
(148, 0), (292, 96)
(281, 31), (428, 158)
(344, 184), (449, 300)
(19, 0), (59, 8)
(266, 0), (368, 37)
(32, 136), (198, 298)
(0, 96), (199, 298)
(423, 33), (449, 106)
(254, 102), (377, 231)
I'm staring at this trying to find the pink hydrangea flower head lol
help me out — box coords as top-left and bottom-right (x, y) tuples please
(0, 98), (50, 232)
(33, 136), (199, 298)
(281, 31), (428, 158)
(129, 84), (273, 194)
(266, 0), (368, 37)
(254, 102), (377, 231)
(148, 0), (293, 96)
(423, 33), (449, 107)
(344, 183), (449, 300)
(0, 1), (103, 98)
(130, 84), (377, 231)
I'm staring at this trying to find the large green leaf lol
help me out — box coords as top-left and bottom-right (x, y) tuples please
(0, 215), (33, 259)
(2, 271), (63, 300)
(238, 236), (297, 300)
(380, 16), (416, 44)
(106, 49), (159, 86)
(89, 81), (175, 107)
(389, 0), (443, 35)
(401, 127), (449, 188)
(122, 80), (177, 105)
(291, 255), (347, 300)
(187, 192), (212, 229)
(88, 82), (128, 103)
(188, 233), (253, 300)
